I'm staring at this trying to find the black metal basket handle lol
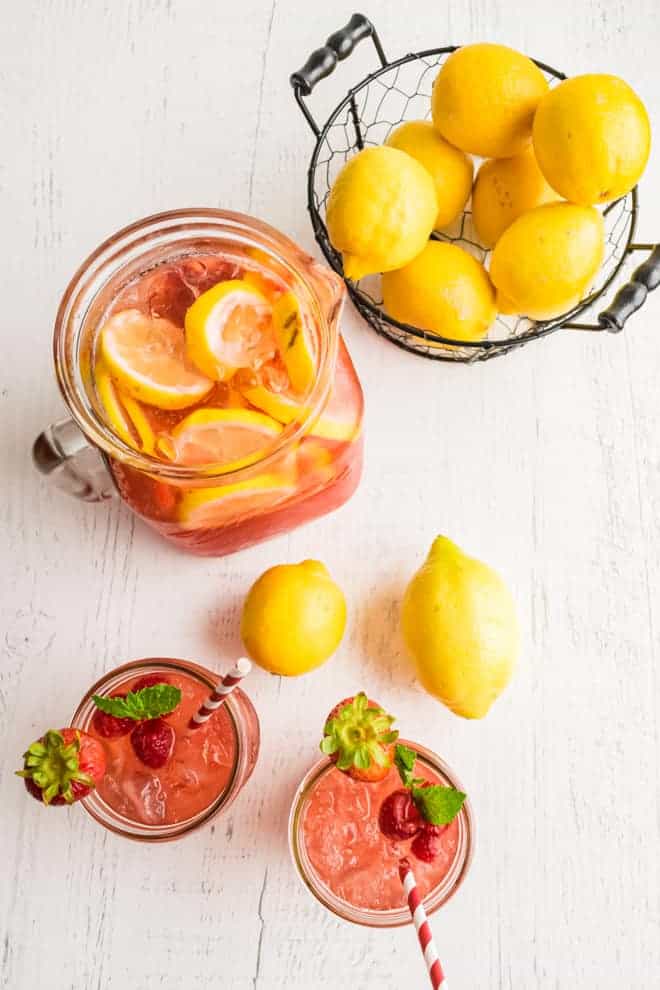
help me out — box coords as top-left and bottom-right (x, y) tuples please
(290, 13), (388, 136)
(566, 243), (660, 333)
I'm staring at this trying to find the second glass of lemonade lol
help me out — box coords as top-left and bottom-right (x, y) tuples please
(50, 210), (364, 555)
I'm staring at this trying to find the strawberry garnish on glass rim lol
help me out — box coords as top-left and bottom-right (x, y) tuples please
(320, 692), (399, 782)
(16, 729), (106, 805)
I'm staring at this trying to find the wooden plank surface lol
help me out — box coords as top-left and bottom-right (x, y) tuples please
(1, 1), (659, 987)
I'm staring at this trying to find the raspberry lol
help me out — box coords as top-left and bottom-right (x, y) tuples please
(411, 824), (449, 863)
(130, 718), (175, 769)
(378, 788), (423, 840)
(91, 694), (134, 738)
(131, 674), (171, 693)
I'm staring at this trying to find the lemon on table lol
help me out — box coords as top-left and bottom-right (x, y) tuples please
(382, 241), (496, 342)
(325, 145), (437, 280)
(178, 474), (296, 530)
(100, 309), (214, 410)
(431, 43), (548, 158)
(533, 74), (651, 205)
(490, 202), (604, 319)
(96, 360), (156, 454)
(161, 407), (283, 468)
(271, 291), (316, 395)
(185, 279), (276, 382)
(385, 120), (473, 229)
(472, 146), (560, 248)
(401, 536), (520, 719)
(241, 560), (346, 676)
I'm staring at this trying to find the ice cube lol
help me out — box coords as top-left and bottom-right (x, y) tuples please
(258, 359), (289, 393)
(179, 256), (240, 294)
(138, 776), (167, 823)
(144, 269), (195, 326)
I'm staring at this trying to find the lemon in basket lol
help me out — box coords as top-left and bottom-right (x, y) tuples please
(325, 146), (437, 280)
(472, 146), (561, 248)
(385, 120), (473, 229)
(533, 74), (651, 205)
(382, 241), (496, 342)
(490, 203), (604, 320)
(431, 43), (548, 159)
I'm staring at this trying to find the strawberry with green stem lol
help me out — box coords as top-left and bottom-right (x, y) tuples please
(320, 693), (399, 782)
(17, 729), (106, 805)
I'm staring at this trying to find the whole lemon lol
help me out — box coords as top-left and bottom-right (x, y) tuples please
(382, 241), (496, 342)
(432, 43), (548, 158)
(490, 202), (604, 319)
(241, 560), (346, 676)
(402, 536), (519, 719)
(385, 120), (473, 228)
(533, 74), (651, 205)
(325, 146), (437, 280)
(472, 146), (560, 248)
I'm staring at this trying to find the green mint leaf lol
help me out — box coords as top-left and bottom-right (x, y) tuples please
(92, 684), (181, 720)
(394, 743), (417, 787)
(411, 785), (466, 826)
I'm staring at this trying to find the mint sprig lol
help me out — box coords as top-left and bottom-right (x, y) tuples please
(394, 743), (466, 826)
(92, 684), (181, 721)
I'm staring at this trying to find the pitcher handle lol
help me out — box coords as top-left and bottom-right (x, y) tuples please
(33, 418), (116, 502)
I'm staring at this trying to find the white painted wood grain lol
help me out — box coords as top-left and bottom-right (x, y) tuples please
(1, 1), (659, 987)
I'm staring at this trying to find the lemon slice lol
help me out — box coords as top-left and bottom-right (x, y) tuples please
(271, 291), (316, 395)
(96, 361), (156, 454)
(161, 407), (283, 469)
(178, 474), (295, 530)
(241, 341), (361, 443)
(184, 279), (276, 382)
(100, 309), (214, 410)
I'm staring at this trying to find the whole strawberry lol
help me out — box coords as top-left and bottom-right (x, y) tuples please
(130, 718), (175, 769)
(320, 693), (398, 783)
(17, 729), (106, 805)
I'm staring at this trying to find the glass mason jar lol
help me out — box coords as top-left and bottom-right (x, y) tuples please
(288, 741), (474, 927)
(34, 209), (364, 556)
(70, 657), (260, 841)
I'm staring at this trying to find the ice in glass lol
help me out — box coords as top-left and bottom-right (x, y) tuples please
(70, 658), (259, 840)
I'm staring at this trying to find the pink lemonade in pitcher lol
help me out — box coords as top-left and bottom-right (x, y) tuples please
(69, 659), (260, 840)
(88, 237), (363, 556)
(289, 695), (474, 925)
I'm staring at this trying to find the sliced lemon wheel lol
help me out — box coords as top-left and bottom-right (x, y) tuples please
(184, 279), (276, 382)
(161, 407), (283, 469)
(271, 291), (316, 395)
(96, 361), (156, 454)
(178, 474), (295, 530)
(100, 309), (213, 410)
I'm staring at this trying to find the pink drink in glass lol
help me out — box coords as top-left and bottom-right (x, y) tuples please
(71, 658), (259, 840)
(289, 741), (473, 926)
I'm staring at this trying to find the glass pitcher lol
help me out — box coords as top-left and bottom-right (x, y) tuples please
(34, 209), (364, 556)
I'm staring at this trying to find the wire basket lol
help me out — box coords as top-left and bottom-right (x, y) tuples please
(291, 14), (659, 363)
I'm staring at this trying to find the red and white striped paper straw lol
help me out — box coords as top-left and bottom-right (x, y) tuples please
(399, 858), (447, 989)
(188, 657), (252, 730)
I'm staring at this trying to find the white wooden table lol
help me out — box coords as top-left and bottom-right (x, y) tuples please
(2, 2), (660, 987)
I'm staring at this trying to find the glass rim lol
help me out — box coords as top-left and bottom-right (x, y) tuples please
(53, 208), (341, 481)
(70, 656), (246, 841)
(288, 740), (475, 928)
